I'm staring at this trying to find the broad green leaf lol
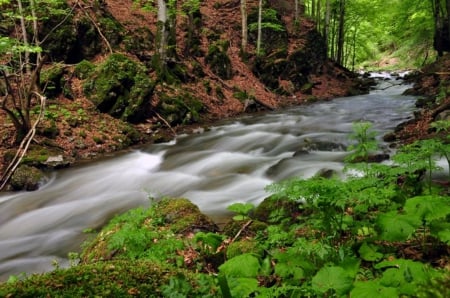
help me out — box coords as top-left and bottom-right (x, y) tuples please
(430, 222), (450, 244)
(404, 196), (450, 223)
(351, 280), (399, 298)
(359, 242), (383, 262)
(274, 262), (305, 281)
(375, 259), (429, 295)
(311, 266), (353, 295)
(339, 256), (361, 278)
(227, 202), (254, 216)
(227, 277), (259, 298)
(219, 254), (260, 278)
(376, 211), (421, 241)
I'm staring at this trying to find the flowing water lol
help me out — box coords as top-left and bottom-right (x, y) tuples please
(0, 74), (418, 280)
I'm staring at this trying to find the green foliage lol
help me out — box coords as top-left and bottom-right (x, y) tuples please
(311, 266), (354, 295)
(2, 124), (450, 296)
(227, 202), (255, 221)
(248, 8), (285, 33)
(345, 121), (378, 164)
(83, 53), (155, 123)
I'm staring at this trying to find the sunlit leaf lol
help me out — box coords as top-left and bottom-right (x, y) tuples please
(376, 211), (421, 241)
(359, 242), (383, 262)
(311, 266), (353, 295)
(351, 280), (399, 298)
(219, 254), (260, 278)
(404, 196), (450, 223)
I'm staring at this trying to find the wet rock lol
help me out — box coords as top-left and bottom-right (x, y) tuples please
(43, 155), (73, 169)
(349, 153), (390, 163)
(295, 141), (346, 153)
(10, 165), (45, 191)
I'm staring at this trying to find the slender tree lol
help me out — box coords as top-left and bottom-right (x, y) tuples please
(256, 0), (263, 55)
(241, 0), (248, 51)
(336, 0), (346, 65)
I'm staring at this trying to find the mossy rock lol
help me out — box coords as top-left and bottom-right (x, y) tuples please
(157, 92), (204, 125)
(123, 27), (154, 61)
(205, 40), (233, 79)
(74, 60), (95, 80)
(0, 260), (218, 297)
(154, 198), (218, 234)
(19, 144), (70, 169)
(40, 64), (73, 99)
(253, 195), (303, 224)
(84, 53), (155, 123)
(10, 165), (45, 191)
(81, 198), (218, 263)
(226, 239), (264, 260)
(221, 219), (267, 238)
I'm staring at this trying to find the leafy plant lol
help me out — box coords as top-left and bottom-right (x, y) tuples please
(346, 121), (378, 162)
(227, 202), (255, 221)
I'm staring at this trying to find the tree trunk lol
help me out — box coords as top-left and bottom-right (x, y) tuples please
(16, 0), (30, 74)
(241, 0), (248, 51)
(157, 0), (168, 63)
(336, 0), (346, 65)
(256, 0), (263, 55)
(324, 0), (330, 56)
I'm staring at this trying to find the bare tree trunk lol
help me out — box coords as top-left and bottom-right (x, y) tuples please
(157, 0), (168, 63)
(241, 0), (248, 50)
(324, 0), (330, 56)
(16, 0), (30, 74)
(336, 0), (345, 65)
(256, 0), (263, 55)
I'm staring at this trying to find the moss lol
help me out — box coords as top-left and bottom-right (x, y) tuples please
(10, 165), (44, 191)
(0, 260), (213, 297)
(123, 27), (154, 60)
(74, 60), (95, 80)
(157, 92), (204, 126)
(154, 198), (218, 234)
(253, 195), (302, 224)
(84, 53), (155, 123)
(81, 198), (217, 263)
(205, 40), (233, 79)
(40, 64), (67, 99)
(226, 239), (264, 259)
(221, 219), (267, 238)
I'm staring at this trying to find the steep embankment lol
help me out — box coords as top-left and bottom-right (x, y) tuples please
(386, 54), (450, 144)
(0, 0), (366, 190)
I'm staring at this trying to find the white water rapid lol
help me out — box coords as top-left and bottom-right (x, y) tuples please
(0, 74), (417, 280)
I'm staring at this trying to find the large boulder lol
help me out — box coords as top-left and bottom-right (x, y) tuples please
(83, 54), (155, 123)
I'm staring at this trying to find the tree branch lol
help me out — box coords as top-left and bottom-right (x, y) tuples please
(77, 2), (113, 54)
(0, 92), (46, 191)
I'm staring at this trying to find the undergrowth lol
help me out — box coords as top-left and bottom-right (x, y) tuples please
(1, 121), (449, 297)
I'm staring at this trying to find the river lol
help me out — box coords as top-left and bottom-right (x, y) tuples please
(0, 73), (417, 281)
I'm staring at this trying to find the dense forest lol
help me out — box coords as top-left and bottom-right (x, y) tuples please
(1, 0), (450, 296)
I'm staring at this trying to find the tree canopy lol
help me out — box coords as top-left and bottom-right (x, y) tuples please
(303, 0), (438, 70)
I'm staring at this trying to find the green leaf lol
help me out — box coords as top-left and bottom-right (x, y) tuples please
(430, 222), (450, 244)
(404, 196), (450, 223)
(219, 254), (260, 278)
(311, 266), (353, 295)
(359, 242), (384, 262)
(376, 211), (421, 241)
(351, 280), (399, 298)
(227, 277), (259, 298)
(227, 202), (255, 217)
(274, 262), (305, 281)
(375, 259), (429, 295)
